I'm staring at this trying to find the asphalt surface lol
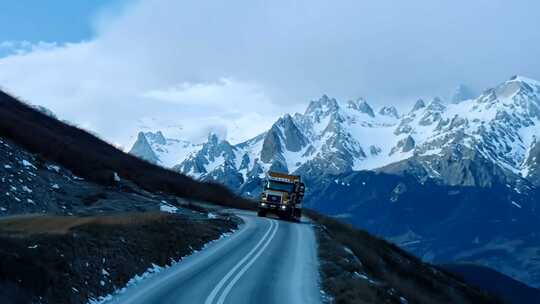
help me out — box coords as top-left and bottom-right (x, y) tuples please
(103, 211), (322, 304)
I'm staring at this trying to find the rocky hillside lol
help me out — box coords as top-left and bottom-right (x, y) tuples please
(0, 136), (185, 216)
(0, 90), (252, 210)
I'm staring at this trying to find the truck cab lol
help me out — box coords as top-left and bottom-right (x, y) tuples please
(258, 172), (305, 222)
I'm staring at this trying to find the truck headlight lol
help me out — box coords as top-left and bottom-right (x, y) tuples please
(281, 205), (287, 210)
(261, 202), (266, 207)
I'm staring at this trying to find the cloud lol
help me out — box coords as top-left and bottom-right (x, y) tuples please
(140, 78), (283, 143)
(143, 78), (270, 108)
(0, 0), (539, 148)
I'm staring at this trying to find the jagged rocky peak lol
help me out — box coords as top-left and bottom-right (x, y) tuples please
(305, 94), (339, 115)
(323, 112), (345, 134)
(411, 99), (426, 112)
(261, 125), (284, 164)
(418, 97), (446, 126)
(202, 132), (236, 157)
(390, 135), (416, 155)
(451, 84), (476, 104)
(402, 135), (416, 152)
(144, 131), (167, 145)
(174, 131), (236, 178)
(207, 132), (220, 145)
(275, 114), (308, 152)
(426, 97), (446, 111)
(495, 75), (540, 100)
(347, 98), (375, 117)
(508, 75), (540, 87)
(275, 113), (294, 126)
(378, 105), (400, 119)
(129, 132), (159, 164)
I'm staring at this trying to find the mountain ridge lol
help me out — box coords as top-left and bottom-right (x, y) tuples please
(130, 75), (540, 193)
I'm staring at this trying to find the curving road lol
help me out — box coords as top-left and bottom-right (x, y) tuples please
(104, 212), (322, 304)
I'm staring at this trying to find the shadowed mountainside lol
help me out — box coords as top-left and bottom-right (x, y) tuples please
(442, 263), (540, 304)
(305, 209), (502, 304)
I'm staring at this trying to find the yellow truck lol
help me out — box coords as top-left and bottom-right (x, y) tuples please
(258, 171), (305, 222)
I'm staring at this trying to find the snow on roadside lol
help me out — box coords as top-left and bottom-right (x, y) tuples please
(21, 159), (37, 169)
(47, 164), (61, 173)
(159, 201), (178, 214)
(353, 272), (379, 285)
(87, 229), (237, 304)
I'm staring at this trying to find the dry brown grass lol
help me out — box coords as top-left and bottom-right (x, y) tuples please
(0, 212), (168, 235)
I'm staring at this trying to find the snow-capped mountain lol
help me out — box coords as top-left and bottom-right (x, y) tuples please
(130, 75), (540, 193)
(381, 75), (540, 188)
(129, 131), (201, 167)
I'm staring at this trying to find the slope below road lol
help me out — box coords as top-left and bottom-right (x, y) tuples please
(104, 212), (322, 304)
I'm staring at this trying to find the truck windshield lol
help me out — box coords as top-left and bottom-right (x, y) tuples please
(267, 181), (294, 192)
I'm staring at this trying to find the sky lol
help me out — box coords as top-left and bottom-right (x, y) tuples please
(0, 0), (539, 149)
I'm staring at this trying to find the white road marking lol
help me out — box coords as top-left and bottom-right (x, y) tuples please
(204, 219), (277, 304)
(101, 217), (254, 304)
(216, 220), (279, 304)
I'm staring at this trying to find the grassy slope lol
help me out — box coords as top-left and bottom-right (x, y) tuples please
(0, 90), (254, 210)
(305, 209), (502, 304)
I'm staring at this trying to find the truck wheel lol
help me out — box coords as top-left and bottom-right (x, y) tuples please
(257, 210), (266, 217)
(292, 210), (301, 222)
(283, 212), (294, 222)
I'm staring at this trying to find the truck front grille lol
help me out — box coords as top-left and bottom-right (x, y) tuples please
(267, 194), (281, 203)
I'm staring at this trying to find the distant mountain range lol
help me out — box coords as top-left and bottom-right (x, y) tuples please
(131, 76), (540, 190)
(129, 75), (540, 288)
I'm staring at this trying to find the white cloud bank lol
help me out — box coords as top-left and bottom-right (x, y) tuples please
(0, 0), (539, 148)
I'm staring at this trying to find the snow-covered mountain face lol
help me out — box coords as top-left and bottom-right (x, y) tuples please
(129, 76), (540, 194)
(167, 95), (406, 195)
(382, 75), (540, 188)
(129, 131), (201, 167)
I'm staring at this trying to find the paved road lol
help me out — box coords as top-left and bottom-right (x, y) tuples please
(104, 212), (322, 304)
